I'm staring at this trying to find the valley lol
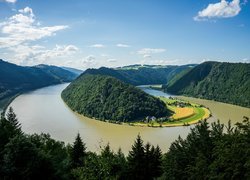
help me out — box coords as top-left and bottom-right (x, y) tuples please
(8, 83), (249, 154)
(1, 1), (249, 178)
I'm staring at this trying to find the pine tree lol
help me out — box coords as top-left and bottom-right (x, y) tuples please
(152, 145), (163, 177)
(127, 134), (145, 180)
(70, 133), (86, 168)
(144, 142), (154, 179)
(6, 107), (21, 134)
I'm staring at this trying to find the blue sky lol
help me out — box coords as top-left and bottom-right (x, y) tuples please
(0, 0), (249, 69)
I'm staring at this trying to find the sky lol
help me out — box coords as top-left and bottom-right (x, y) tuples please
(0, 0), (249, 69)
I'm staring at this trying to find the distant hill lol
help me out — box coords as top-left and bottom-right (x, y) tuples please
(0, 60), (79, 110)
(61, 66), (83, 75)
(83, 64), (195, 86)
(165, 61), (250, 108)
(35, 64), (78, 81)
(61, 74), (171, 122)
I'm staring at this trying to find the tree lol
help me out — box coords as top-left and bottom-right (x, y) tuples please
(0, 108), (22, 174)
(127, 134), (145, 180)
(1, 135), (55, 179)
(152, 145), (163, 177)
(6, 107), (22, 135)
(144, 142), (154, 179)
(70, 133), (86, 168)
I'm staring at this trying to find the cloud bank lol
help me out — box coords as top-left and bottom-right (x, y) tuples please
(0, 7), (77, 65)
(194, 0), (242, 21)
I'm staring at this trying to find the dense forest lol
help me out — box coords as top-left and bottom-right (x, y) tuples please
(0, 108), (249, 179)
(0, 60), (79, 110)
(83, 64), (194, 86)
(62, 74), (170, 122)
(165, 61), (250, 108)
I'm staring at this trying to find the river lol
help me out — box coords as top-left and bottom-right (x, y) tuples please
(8, 83), (250, 154)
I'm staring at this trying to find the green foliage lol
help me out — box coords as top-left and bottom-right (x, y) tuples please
(84, 65), (194, 86)
(0, 108), (249, 179)
(127, 135), (145, 179)
(29, 133), (70, 179)
(6, 107), (21, 134)
(166, 61), (250, 107)
(0, 107), (22, 157)
(126, 135), (163, 180)
(71, 146), (126, 180)
(62, 74), (170, 122)
(1, 135), (57, 179)
(70, 133), (86, 168)
(0, 59), (78, 109)
(162, 118), (250, 179)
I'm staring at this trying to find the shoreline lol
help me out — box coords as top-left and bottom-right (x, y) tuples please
(62, 95), (212, 128)
(1, 82), (71, 116)
(0, 94), (20, 116)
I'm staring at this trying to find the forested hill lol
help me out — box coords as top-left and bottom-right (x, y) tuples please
(0, 60), (79, 109)
(165, 61), (250, 108)
(61, 74), (171, 122)
(83, 64), (194, 85)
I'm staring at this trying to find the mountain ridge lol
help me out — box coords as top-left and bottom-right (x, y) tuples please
(165, 61), (250, 108)
(82, 64), (195, 86)
(0, 59), (79, 110)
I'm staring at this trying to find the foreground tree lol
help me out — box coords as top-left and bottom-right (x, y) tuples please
(162, 119), (250, 179)
(1, 135), (56, 179)
(6, 107), (21, 133)
(70, 133), (86, 168)
(127, 134), (145, 180)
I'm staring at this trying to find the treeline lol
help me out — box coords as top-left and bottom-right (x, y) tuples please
(0, 108), (249, 179)
(165, 61), (250, 108)
(83, 64), (194, 86)
(62, 74), (170, 122)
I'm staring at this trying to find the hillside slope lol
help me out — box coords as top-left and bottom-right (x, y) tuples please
(0, 60), (78, 109)
(62, 74), (171, 122)
(83, 64), (194, 86)
(165, 61), (250, 107)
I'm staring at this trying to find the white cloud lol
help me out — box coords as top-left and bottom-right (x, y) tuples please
(3, 0), (17, 3)
(0, 7), (68, 48)
(89, 44), (105, 48)
(0, 7), (72, 65)
(194, 0), (242, 21)
(84, 55), (95, 62)
(137, 48), (166, 55)
(38, 45), (78, 60)
(8, 44), (78, 65)
(116, 43), (130, 48)
(107, 58), (117, 62)
(143, 54), (151, 58)
(82, 55), (97, 67)
(18, 7), (34, 17)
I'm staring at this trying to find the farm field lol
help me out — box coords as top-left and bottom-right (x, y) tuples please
(131, 97), (211, 127)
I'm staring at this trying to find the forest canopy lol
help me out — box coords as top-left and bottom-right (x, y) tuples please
(61, 74), (171, 122)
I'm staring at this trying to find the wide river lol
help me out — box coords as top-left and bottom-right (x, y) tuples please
(9, 83), (250, 154)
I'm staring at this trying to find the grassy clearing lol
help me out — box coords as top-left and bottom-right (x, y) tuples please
(171, 107), (194, 120)
(130, 97), (211, 127)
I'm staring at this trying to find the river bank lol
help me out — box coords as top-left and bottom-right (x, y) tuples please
(7, 83), (249, 154)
